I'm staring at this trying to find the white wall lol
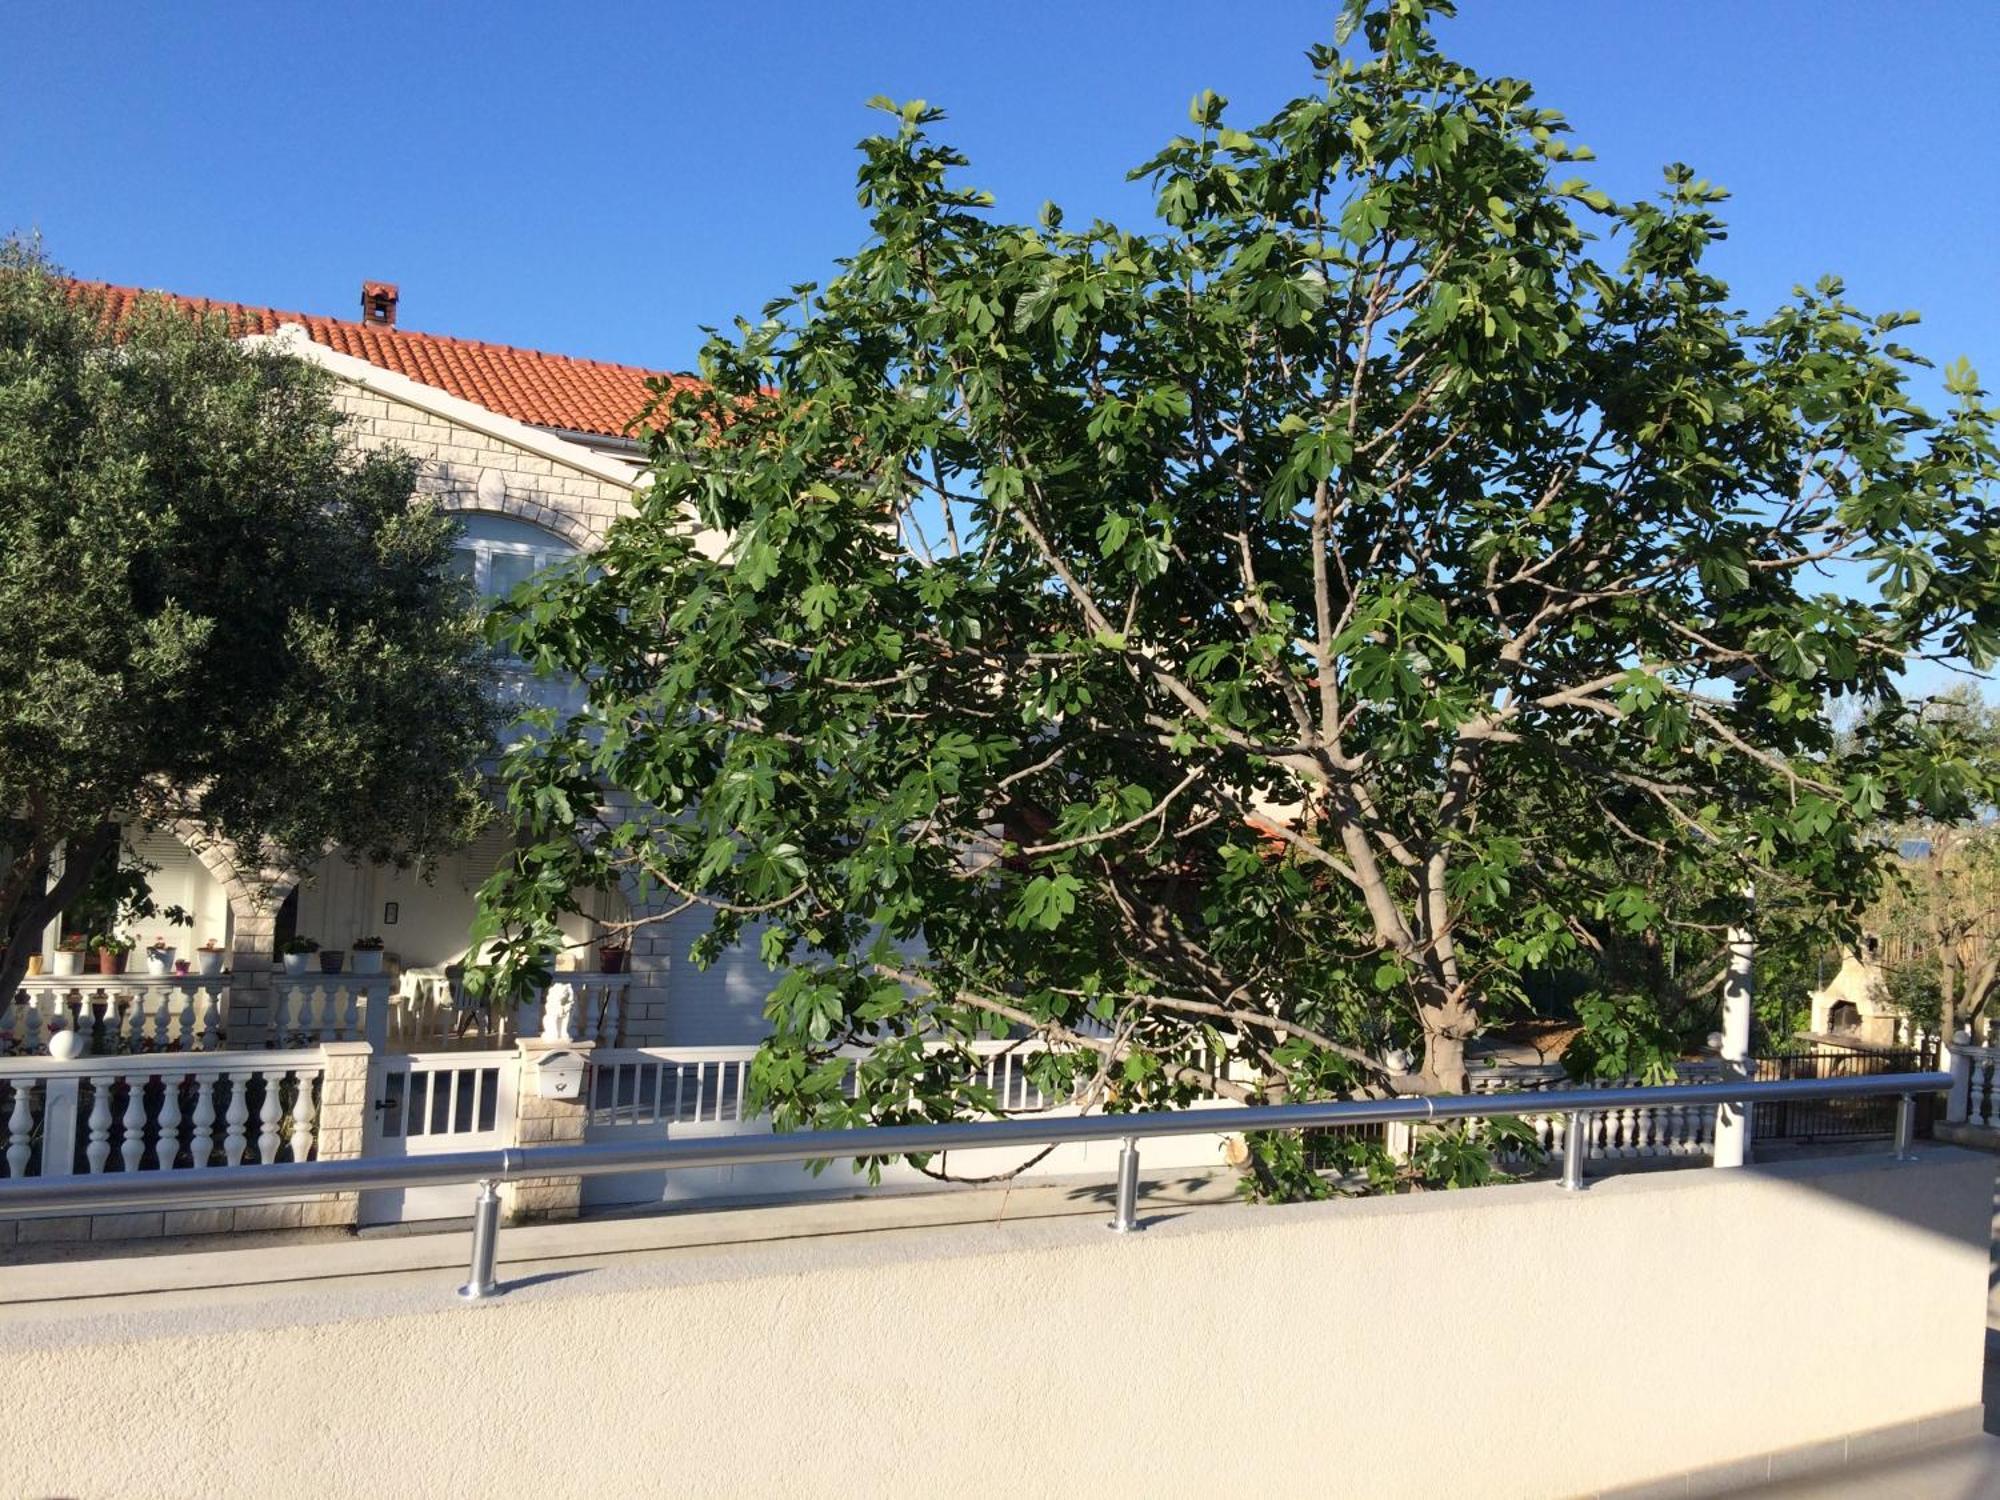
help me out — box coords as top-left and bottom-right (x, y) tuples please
(39, 828), (231, 960)
(293, 830), (622, 972)
(3, 1150), (1988, 1498)
(648, 906), (783, 1044)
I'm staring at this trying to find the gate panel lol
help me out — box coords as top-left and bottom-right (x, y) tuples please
(1752, 1046), (1932, 1144)
(358, 1050), (515, 1225)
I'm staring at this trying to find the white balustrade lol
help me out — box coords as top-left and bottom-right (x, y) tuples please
(1468, 1062), (1722, 1166)
(584, 1040), (1058, 1131)
(0, 1052), (325, 1179)
(5, 976), (230, 1055)
(1, 1077), (35, 1178)
(1951, 1040), (2000, 1128)
(270, 977), (390, 1048)
(390, 972), (629, 1051)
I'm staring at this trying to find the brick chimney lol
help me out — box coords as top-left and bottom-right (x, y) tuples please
(360, 281), (399, 327)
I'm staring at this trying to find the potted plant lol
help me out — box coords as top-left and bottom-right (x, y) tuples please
(143, 935), (177, 977)
(350, 936), (386, 975)
(195, 939), (226, 977)
(318, 946), (346, 975)
(281, 936), (319, 976)
(95, 934), (133, 976)
(597, 941), (628, 975)
(52, 933), (87, 978)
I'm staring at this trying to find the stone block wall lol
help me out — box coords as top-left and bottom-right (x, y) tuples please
(330, 384), (634, 551)
(501, 1039), (593, 1224)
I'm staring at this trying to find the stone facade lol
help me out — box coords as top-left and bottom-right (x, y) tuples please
(328, 381), (634, 551)
(182, 349), (716, 1049)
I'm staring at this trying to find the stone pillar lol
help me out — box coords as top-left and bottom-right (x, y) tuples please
(298, 1041), (371, 1230)
(1947, 1029), (1973, 1124)
(502, 1038), (594, 1224)
(1713, 897), (1756, 1169)
(226, 895), (285, 1048)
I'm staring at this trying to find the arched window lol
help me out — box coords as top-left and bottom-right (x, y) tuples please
(449, 513), (575, 603)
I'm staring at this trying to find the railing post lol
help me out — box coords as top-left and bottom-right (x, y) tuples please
(1947, 1029), (1972, 1124)
(1560, 1111), (1588, 1191)
(362, 979), (389, 1051)
(39, 1075), (80, 1179)
(1893, 1094), (1917, 1160)
(1712, 896), (1756, 1168)
(458, 1179), (503, 1300)
(1108, 1136), (1141, 1233)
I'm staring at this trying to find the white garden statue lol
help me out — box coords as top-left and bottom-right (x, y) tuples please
(540, 981), (577, 1042)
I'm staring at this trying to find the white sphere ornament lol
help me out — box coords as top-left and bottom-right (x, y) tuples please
(47, 1027), (83, 1061)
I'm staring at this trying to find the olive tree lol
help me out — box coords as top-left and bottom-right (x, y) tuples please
(476, 1), (1999, 1188)
(0, 246), (495, 994)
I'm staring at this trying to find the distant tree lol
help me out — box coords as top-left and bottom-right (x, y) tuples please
(475, 0), (2000, 1193)
(0, 244), (495, 994)
(1870, 689), (2000, 1036)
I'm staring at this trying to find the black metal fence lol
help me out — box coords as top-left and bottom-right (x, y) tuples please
(1752, 1046), (1935, 1144)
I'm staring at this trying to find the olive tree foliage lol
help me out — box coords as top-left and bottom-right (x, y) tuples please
(479, 1), (1999, 1182)
(0, 246), (496, 994)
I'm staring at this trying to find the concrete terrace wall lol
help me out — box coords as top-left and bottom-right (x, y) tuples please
(2, 1149), (1989, 1499)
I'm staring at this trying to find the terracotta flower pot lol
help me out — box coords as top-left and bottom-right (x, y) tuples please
(598, 948), (627, 975)
(96, 948), (126, 976)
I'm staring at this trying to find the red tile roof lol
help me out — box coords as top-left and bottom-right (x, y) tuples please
(77, 279), (698, 441)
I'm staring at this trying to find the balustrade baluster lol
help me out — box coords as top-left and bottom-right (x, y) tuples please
(222, 1071), (250, 1166)
(338, 984), (360, 1042)
(119, 1076), (146, 1172)
(256, 1072), (283, 1164)
(155, 1071), (182, 1170)
(190, 1075), (219, 1168)
(4, 1082), (31, 1177)
(84, 1076), (113, 1174)
(287, 1070), (317, 1162)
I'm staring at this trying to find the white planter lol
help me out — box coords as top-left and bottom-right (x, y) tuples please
(51, 950), (84, 977)
(283, 953), (312, 976)
(196, 949), (226, 976)
(350, 950), (384, 975)
(145, 949), (175, 977)
(47, 1027), (84, 1061)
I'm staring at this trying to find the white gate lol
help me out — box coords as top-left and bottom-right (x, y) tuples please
(358, 1050), (515, 1225)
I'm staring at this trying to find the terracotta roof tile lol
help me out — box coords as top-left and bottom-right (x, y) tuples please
(75, 279), (698, 441)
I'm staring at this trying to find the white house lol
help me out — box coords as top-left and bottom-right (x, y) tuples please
(38, 279), (781, 1049)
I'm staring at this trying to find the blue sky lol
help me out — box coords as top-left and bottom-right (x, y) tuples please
(7, 2), (1994, 380)
(5, 1), (1996, 692)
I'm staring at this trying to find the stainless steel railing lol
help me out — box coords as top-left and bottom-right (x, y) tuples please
(0, 1070), (1952, 1299)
